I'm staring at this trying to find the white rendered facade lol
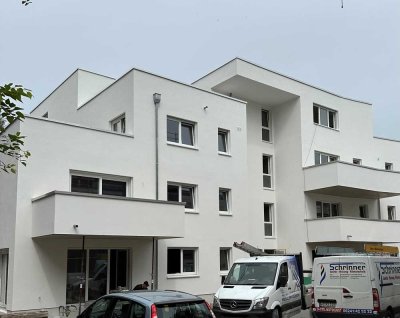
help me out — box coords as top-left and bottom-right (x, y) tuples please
(1, 59), (400, 316)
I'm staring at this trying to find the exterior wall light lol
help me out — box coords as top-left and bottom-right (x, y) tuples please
(153, 93), (161, 104)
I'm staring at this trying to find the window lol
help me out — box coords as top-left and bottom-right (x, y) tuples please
(353, 158), (362, 165)
(264, 203), (274, 236)
(359, 205), (368, 218)
(167, 117), (195, 146)
(219, 188), (230, 213)
(71, 174), (128, 197)
(385, 162), (393, 171)
(263, 155), (272, 188)
(110, 114), (126, 133)
(66, 249), (129, 304)
(316, 201), (340, 218)
(0, 250), (8, 306)
(314, 151), (339, 165)
(313, 104), (337, 129)
(42, 112), (48, 118)
(218, 129), (229, 154)
(219, 248), (231, 272)
(388, 206), (396, 221)
(167, 183), (196, 211)
(262, 110), (271, 142)
(167, 248), (197, 275)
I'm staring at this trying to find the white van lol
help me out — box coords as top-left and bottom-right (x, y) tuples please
(213, 255), (306, 318)
(312, 255), (400, 317)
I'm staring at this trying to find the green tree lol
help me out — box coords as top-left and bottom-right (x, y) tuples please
(0, 84), (32, 173)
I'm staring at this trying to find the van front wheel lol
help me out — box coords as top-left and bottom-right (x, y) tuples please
(271, 308), (281, 318)
(383, 309), (394, 318)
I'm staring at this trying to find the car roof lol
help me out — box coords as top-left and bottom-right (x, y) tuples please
(108, 290), (204, 305)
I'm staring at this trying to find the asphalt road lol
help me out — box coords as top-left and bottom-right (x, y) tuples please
(294, 310), (312, 318)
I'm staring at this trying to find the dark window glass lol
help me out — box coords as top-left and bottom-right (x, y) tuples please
(264, 204), (271, 222)
(262, 110), (269, 127)
(263, 156), (270, 174)
(359, 205), (368, 218)
(111, 299), (131, 318)
(66, 250), (86, 304)
(332, 204), (339, 217)
(120, 117), (126, 133)
(102, 180), (126, 197)
(262, 128), (270, 142)
(219, 190), (228, 212)
(263, 176), (271, 188)
(88, 298), (113, 318)
(314, 152), (321, 165)
(320, 108), (328, 126)
(71, 176), (99, 194)
(181, 122), (194, 146)
(183, 250), (195, 272)
(110, 250), (128, 291)
(313, 106), (319, 124)
(156, 301), (212, 318)
(321, 154), (329, 164)
(328, 111), (335, 128)
(131, 303), (146, 318)
(220, 249), (229, 271)
(316, 201), (322, 218)
(385, 163), (393, 171)
(264, 223), (272, 237)
(323, 203), (330, 217)
(218, 131), (227, 152)
(181, 186), (194, 209)
(88, 250), (108, 300)
(167, 119), (179, 143)
(167, 249), (181, 274)
(167, 185), (179, 202)
(279, 262), (288, 280)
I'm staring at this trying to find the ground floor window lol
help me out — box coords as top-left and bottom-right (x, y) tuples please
(167, 248), (197, 275)
(66, 249), (129, 304)
(0, 250), (8, 306)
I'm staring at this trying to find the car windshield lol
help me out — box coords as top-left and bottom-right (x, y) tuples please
(156, 300), (212, 318)
(224, 262), (278, 285)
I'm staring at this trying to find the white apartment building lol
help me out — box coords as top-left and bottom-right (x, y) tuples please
(1, 58), (400, 316)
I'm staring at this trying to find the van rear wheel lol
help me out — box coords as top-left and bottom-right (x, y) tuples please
(271, 308), (280, 318)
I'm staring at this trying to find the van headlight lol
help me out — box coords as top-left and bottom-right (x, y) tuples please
(213, 296), (220, 309)
(253, 297), (269, 310)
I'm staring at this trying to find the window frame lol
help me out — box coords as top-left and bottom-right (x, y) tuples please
(70, 171), (131, 197)
(264, 203), (274, 237)
(388, 206), (396, 221)
(359, 205), (369, 218)
(314, 151), (339, 165)
(110, 113), (126, 134)
(353, 158), (362, 165)
(262, 155), (273, 189)
(385, 162), (393, 171)
(167, 116), (196, 148)
(167, 182), (197, 212)
(219, 248), (231, 274)
(218, 128), (230, 155)
(261, 109), (271, 142)
(316, 201), (341, 218)
(167, 248), (198, 277)
(313, 104), (338, 129)
(218, 188), (231, 214)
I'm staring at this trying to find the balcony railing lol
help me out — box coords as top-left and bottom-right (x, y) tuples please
(31, 191), (186, 238)
(306, 216), (400, 243)
(304, 161), (400, 199)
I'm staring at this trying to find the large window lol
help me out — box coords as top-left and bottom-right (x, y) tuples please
(167, 183), (196, 211)
(316, 201), (340, 218)
(263, 155), (272, 188)
(218, 129), (230, 154)
(71, 174), (128, 197)
(219, 188), (231, 213)
(66, 249), (129, 304)
(313, 104), (337, 129)
(167, 117), (195, 146)
(314, 151), (339, 165)
(110, 114), (126, 134)
(264, 203), (274, 236)
(262, 110), (271, 142)
(167, 248), (197, 275)
(388, 206), (396, 221)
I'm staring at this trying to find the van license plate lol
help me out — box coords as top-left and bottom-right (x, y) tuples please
(319, 301), (336, 308)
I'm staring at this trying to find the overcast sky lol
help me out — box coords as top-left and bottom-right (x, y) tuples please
(1, 0), (399, 139)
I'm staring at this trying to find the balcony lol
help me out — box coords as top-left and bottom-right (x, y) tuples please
(306, 217), (400, 243)
(304, 161), (400, 199)
(31, 191), (185, 238)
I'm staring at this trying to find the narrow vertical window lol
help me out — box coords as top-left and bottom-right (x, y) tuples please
(359, 205), (368, 218)
(263, 155), (272, 188)
(262, 110), (271, 142)
(0, 251), (8, 306)
(264, 203), (273, 237)
(219, 188), (230, 213)
(219, 248), (231, 272)
(388, 206), (396, 221)
(218, 129), (229, 154)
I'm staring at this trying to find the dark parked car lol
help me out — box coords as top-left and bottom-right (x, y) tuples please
(77, 290), (215, 318)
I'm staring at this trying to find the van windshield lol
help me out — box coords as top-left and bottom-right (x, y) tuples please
(224, 262), (278, 285)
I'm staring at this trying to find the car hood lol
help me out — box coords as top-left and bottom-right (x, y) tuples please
(216, 285), (273, 300)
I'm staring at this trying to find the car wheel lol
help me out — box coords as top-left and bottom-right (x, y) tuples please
(271, 308), (280, 318)
(384, 309), (394, 318)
